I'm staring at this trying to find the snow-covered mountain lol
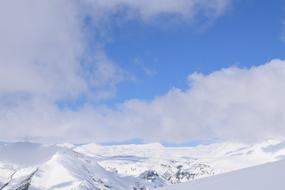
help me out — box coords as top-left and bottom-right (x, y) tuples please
(0, 140), (285, 189)
(161, 158), (285, 190)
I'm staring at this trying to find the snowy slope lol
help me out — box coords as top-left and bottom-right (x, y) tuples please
(30, 150), (151, 190)
(161, 159), (285, 190)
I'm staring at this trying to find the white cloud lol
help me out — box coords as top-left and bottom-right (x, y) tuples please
(0, 0), (86, 99)
(125, 59), (285, 143)
(1, 60), (285, 143)
(0, 0), (129, 100)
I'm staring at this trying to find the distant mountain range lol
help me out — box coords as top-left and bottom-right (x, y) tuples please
(0, 140), (284, 189)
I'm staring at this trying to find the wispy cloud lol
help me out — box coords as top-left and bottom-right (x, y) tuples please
(81, 0), (232, 23)
(134, 58), (157, 77)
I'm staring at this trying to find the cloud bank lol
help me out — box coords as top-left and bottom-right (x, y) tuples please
(1, 60), (285, 143)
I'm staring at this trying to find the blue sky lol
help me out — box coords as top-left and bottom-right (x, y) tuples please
(101, 0), (285, 103)
(1, 0), (285, 144)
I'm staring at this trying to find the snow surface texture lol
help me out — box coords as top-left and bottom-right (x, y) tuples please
(161, 159), (285, 190)
(0, 140), (284, 189)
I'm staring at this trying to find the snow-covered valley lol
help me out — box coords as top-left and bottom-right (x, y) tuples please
(0, 140), (285, 190)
